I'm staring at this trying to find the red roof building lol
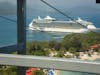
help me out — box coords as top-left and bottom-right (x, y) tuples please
(91, 44), (99, 49)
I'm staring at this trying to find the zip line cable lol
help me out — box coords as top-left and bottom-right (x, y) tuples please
(40, 0), (86, 27)
(0, 15), (16, 23)
(41, 0), (74, 20)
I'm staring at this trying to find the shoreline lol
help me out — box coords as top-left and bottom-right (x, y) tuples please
(54, 52), (100, 75)
(79, 52), (100, 60)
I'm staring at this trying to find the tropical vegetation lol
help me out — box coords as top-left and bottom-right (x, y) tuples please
(0, 32), (100, 75)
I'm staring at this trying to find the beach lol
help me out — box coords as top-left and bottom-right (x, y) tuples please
(79, 52), (100, 60)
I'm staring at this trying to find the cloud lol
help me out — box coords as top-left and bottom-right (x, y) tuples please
(0, 0), (100, 17)
(0, 1), (16, 15)
(0, 0), (16, 3)
(27, 0), (96, 9)
(27, 0), (100, 17)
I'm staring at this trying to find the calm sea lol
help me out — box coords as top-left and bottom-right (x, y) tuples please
(0, 15), (100, 75)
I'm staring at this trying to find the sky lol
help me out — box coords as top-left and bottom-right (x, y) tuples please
(0, 0), (100, 19)
(27, 0), (100, 21)
(0, 0), (16, 15)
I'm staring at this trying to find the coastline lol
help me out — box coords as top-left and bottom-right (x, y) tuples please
(79, 52), (100, 60)
(54, 53), (100, 75)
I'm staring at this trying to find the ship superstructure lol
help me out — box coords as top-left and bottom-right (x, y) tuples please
(28, 16), (96, 33)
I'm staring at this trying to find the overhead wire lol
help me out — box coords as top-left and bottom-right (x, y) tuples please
(0, 15), (16, 23)
(40, 0), (87, 28)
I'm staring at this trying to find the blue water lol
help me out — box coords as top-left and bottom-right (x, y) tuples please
(0, 15), (100, 46)
(0, 16), (17, 47)
(0, 15), (100, 75)
(0, 15), (69, 47)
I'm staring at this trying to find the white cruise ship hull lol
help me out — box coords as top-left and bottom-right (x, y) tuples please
(28, 16), (96, 33)
(29, 26), (89, 33)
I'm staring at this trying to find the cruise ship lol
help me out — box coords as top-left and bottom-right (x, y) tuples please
(28, 16), (96, 33)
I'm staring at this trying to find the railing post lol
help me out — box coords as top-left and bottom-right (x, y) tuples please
(17, 0), (26, 75)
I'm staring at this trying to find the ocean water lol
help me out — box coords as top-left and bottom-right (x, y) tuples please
(0, 15), (100, 75)
(0, 16), (17, 47)
(0, 15), (100, 46)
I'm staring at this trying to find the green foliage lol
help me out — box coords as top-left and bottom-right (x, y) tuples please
(53, 53), (63, 58)
(54, 50), (64, 58)
(33, 70), (45, 75)
(1, 32), (100, 75)
(49, 40), (61, 50)
(59, 47), (66, 52)
(27, 41), (49, 55)
(74, 52), (80, 58)
(68, 47), (76, 54)
(61, 33), (82, 51)
(32, 50), (46, 56)
(64, 55), (72, 58)
(61, 32), (100, 52)
(0, 66), (17, 75)
(27, 32), (100, 56)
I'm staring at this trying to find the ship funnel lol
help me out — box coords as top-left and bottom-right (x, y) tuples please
(38, 16), (42, 20)
(44, 16), (56, 20)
